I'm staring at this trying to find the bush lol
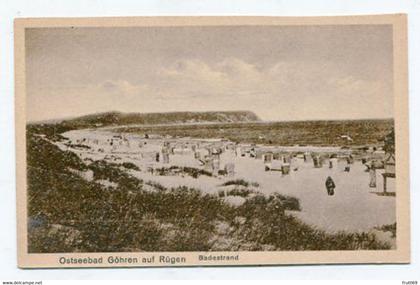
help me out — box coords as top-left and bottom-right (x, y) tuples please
(376, 223), (397, 238)
(122, 162), (140, 171)
(226, 188), (255, 197)
(154, 166), (212, 178)
(231, 194), (389, 250)
(269, 193), (301, 211)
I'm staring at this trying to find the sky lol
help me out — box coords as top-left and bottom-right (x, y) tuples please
(25, 24), (394, 122)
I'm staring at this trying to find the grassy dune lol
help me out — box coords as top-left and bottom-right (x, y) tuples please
(27, 128), (391, 252)
(117, 119), (393, 146)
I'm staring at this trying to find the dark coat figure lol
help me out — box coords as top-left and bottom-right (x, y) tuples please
(325, 176), (336, 196)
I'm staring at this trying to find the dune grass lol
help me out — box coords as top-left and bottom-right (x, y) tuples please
(27, 129), (391, 253)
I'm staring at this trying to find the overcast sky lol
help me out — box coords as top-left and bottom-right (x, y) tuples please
(25, 25), (393, 122)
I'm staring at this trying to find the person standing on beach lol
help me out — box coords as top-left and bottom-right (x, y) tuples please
(325, 176), (336, 196)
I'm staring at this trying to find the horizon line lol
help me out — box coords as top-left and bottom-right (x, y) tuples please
(27, 110), (394, 125)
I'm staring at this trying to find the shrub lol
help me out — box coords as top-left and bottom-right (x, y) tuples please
(154, 166), (212, 179)
(269, 193), (301, 211)
(121, 162), (140, 171)
(376, 223), (397, 238)
(226, 188), (255, 197)
(221, 179), (259, 188)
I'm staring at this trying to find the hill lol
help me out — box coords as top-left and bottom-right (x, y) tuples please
(58, 110), (261, 128)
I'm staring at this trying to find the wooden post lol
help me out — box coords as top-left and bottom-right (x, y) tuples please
(383, 174), (387, 193)
(369, 168), (376, 188)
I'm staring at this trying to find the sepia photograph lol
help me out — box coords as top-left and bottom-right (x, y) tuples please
(14, 15), (410, 267)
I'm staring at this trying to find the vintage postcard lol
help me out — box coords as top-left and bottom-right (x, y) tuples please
(15, 15), (409, 268)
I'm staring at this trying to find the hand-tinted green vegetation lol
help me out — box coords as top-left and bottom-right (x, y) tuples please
(27, 126), (392, 253)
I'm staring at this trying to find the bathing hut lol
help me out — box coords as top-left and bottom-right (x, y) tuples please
(382, 153), (396, 193)
(212, 157), (220, 176)
(263, 152), (273, 164)
(281, 163), (290, 175)
(249, 148), (256, 158)
(161, 144), (170, 164)
(162, 151), (170, 164)
(283, 155), (292, 164)
(328, 157), (338, 169)
(255, 149), (264, 159)
(304, 152), (311, 162)
(235, 146), (242, 157)
(194, 151), (201, 160)
(225, 163), (235, 177)
(273, 152), (282, 160)
(211, 147), (222, 161)
(203, 156), (213, 173)
(141, 151), (158, 161)
(313, 155), (322, 168)
(346, 155), (354, 164)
